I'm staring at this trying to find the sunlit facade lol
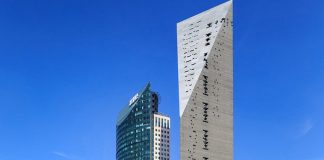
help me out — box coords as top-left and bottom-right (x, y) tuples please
(153, 113), (170, 160)
(177, 1), (233, 159)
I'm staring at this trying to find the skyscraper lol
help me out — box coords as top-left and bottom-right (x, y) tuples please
(116, 83), (170, 160)
(177, 1), (233, 160)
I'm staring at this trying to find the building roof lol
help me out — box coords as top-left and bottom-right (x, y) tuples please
(116, 83), (151, 126)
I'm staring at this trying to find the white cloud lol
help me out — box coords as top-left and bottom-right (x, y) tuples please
(52, 151), (75, 160)
(298, 119), (314, 137)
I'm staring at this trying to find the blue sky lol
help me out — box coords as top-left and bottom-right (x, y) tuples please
(0, 0), (324, 159)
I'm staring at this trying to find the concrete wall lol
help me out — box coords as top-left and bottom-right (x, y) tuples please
(177, 1), (233, 159)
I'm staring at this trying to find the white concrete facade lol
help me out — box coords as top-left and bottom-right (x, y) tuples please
(153, 114), (170, 160)
(177, 1), (233, 160)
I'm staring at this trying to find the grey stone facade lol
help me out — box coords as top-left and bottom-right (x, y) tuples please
(177, 1), (233, 159)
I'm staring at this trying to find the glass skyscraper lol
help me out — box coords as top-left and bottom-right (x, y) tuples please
(116, 83), (170, 160)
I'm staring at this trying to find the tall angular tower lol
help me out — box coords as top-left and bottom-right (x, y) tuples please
(177, 1), (233, 159)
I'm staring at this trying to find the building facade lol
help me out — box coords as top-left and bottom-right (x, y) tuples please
(177, 1), (233, 160)
(116, 83), (170, 160)
(153, 114), (170, 160)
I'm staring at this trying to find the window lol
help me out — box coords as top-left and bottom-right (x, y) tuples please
(207, 23), (212, 28)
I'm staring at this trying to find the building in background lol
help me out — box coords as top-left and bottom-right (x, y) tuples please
(177, 1), (233, 160)
(153, 113), (170, 160)
(116, 83), (170, 160)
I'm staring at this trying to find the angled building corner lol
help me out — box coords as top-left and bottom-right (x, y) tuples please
(116, 83), (171, 160)
(177, 1), (233, 159)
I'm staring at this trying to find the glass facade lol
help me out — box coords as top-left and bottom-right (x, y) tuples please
(116, 83), (158, 160)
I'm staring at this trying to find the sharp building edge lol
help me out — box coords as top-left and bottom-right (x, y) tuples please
(116, 83), (171, 160)
(177, 1), (233, 159)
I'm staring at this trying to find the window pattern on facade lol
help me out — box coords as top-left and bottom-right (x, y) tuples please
(153, 114), (170, 160)
(177, 1), (233, 160)
(116, 84), (159, 160)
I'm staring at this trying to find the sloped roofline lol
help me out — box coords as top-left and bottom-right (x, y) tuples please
(116, 82), (151, 126)
(177, 0), (232, 26)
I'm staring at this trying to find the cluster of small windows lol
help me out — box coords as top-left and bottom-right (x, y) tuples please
(153, 129), (170, 160)
(179, 12), (233, 160)
(181, 20), (201, 94)
(180, 15), (225, 95)
(153, 115), (170, 160)
(154, 116), (170, 129)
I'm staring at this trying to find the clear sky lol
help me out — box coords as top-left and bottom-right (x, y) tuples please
(0, 0), (324, 160)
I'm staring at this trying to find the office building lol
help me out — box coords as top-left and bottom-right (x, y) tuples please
(153, 113), (170, 160)
(116, 83), (170, 160)
(177, 1), (233, 159)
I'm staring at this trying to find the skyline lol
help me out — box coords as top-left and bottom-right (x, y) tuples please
(1, 0), (324, 160)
